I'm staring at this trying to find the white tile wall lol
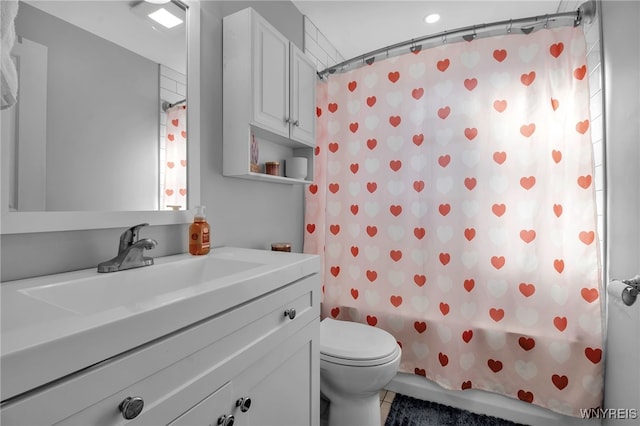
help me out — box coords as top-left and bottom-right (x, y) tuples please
(303, 16), (345, 72)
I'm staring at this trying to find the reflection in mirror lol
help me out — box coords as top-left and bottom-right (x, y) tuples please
(2, 0), (187, 212)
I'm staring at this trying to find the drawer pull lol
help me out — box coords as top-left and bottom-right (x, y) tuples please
(284, 308), (296, 320)
(218, 414), (235, 426)
(119, 396), (144, 420)
(236, 396), (252, 412)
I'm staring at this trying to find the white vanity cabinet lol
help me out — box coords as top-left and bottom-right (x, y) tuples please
(0, 264), (320, 426)
(223, 8), (316, 184)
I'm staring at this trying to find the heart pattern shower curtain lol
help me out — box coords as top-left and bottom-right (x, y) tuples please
(305, 26), (603, 416)
(162, 105), (187, 210)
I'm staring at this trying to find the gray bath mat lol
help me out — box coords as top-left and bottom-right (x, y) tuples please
(384, 393), (528, 426)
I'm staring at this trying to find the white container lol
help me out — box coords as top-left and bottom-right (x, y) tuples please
(285, 157), (308, 180)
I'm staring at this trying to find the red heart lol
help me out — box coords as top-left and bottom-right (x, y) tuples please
(439, 302), (450, 316)
(585, 347), (602, 364)
(464, 78), (478, 91)
(366, 270), (378, 282)
(390, 205), (403, 216)
(464, 228), (476, 241)
(412, 88), (424, 99)
(519, 283), (536, 297)
(576, 120), (590, 134)
(367, 182), (378, 193)
(350, 204), (359, 215)
(415, 368), (426, 377)
(574, 65), (587, 80)
(578, 175), (592, 189)
(439, 204), (451, 216)
(412, 134), (424, 146)
(580, 231), (595, 245)
(438, 155), (451, 167)
(330, 266), (340, 277)
(366, 139), (377, 150)
(462, 330), (473, 343)
(493, 99), (507, 112)
(438, 106), (451, 119)
(491, 256), (505, 269)
(388, 71), (400, 83)
(348, 81), (357, 92)
(315, 146), (320, 156)
(349, 122), (359, 133)
(414, 321), (427, 333)
(390, 295), (403, 307)
(549, 42), (564, 58)
(461, 381), (472, 390)
(464, 177), (477, 190)
(165, 189), (174, 196)
(437, 58), (450, 72)
(493, 49), (507, 62)
(439, 352), (449, 366)
(520, 176), (536, 190)
(413, 180), (425, 192)
(414, 274), (427, 287)
(350, 246), (359, 257)
(439, 253), (450, 265)
(350, 288), (359, 300)
(493, 151), (506, 164)
(552, 374), (568, 390)
(520, 123), (536, 137)
(306, 223), (316, 234)
(389, 160), (402, 171)
(390, 250), (403, 262)
(329, 224), (340, 235)
(551, 98), (560, 111)
(316, 107), (322, 117)
(366, 96), (377, 107)
(521, 71), (536, 86)
(464, 128), (478, 140)
(366, 226), (378, 237)
(553, 204), (563, 217)
(518, 390), (534, 403)
(328, 103), (338, 113)
(167, 161), (175, 169)
(331, 307), (340, 318)
(554, 316), (567, 331)
(350, 163), (359, 174)
(554, 259), (565, 274)
(488, 359), (503, 372)
(309, 184), (318, 194)
(518, 337), (535, 351)
(167, 133), (175, 142)
(552, 150), (562, 163)
(328, 183), (340, 193)
(366, 315), (377, 326)
(464, 279), (475, 292)
(414, 227), (426, 239)
(179, 188), (187, 196)
(171, 118), (179, 127)
(181, 130), (187, 139)
(489, 308), (504, 321)
(492, 204), (506, 217)
(328, 142), (339, 153)
(581, 288), (599, 303)
(180, 159), (187, 167)
(389, 116), (402, 127)
(520, 229), (536, 243)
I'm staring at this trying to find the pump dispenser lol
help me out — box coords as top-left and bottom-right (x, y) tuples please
(189, 206), (210, 255)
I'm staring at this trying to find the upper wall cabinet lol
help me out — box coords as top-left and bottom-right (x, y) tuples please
(223, 8), (316, 184)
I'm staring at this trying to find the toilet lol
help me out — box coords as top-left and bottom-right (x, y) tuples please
(320, 318), (402, 426)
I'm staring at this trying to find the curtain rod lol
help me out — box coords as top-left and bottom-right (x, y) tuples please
(317, 0), (596, 78)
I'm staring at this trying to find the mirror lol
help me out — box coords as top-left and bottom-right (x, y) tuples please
(1, 0), (201, 233)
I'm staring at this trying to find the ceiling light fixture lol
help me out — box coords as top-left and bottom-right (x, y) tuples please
(145, 0), (171, 4)
(148, 7), (183, 29)
(425, 13), (440, 24)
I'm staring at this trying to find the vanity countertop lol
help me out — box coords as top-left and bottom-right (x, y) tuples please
(0, 247), (320, 402)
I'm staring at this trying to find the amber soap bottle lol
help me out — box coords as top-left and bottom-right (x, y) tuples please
(189, 206), (210, 255)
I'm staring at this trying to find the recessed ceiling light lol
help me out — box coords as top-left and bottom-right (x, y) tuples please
(148, 7), (183, 29)
(425, 13), (440, 24)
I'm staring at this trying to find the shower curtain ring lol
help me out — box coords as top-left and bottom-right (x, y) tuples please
(507, 20), (513, 34)
(544, 15), (550, 28)
(442, 34), (447, 44)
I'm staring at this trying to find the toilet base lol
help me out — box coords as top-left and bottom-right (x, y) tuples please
(327, 393), (380, 426)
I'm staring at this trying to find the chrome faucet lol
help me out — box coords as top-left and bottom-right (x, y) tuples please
(97, 223), (158, 273)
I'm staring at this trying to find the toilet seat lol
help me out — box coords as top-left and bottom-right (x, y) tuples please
(320, 318), (400, 367)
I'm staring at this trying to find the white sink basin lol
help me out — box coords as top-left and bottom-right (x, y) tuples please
(19, 256), (261, 315)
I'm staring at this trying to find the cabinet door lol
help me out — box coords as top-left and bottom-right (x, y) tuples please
(252, 16), (290, 138)
(290, 45), (317, 146)
(233, 320), (319, 426)
(169, 382), (233, 426)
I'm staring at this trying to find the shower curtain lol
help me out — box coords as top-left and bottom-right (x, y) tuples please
(304, 26), (603, 416)
(162, 105), (187, 210)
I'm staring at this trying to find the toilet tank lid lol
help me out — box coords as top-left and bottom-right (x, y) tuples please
(320, 318), (399, 361)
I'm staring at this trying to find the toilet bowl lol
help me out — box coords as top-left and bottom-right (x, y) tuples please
(320, 318), (401, 426)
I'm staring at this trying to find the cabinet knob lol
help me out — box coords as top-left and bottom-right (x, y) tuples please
(284, 308), (296, 320)
(284, 117), (291, 124)
(119, 396), (144, 420)
(236, 396), (252, 412)
(293, 120), (300, 127)
(218, 414), (235, 426)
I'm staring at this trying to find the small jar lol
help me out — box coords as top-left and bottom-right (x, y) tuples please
(265, 161), (280, 176)
(271, 242), (291, 252)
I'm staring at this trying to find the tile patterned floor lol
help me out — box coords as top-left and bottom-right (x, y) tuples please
(320, 389), (396, 426)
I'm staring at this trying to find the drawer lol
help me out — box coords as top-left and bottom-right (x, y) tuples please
(1, 274), (320, 425)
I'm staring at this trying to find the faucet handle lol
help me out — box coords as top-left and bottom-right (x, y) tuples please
(119, 223), (149, 252)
